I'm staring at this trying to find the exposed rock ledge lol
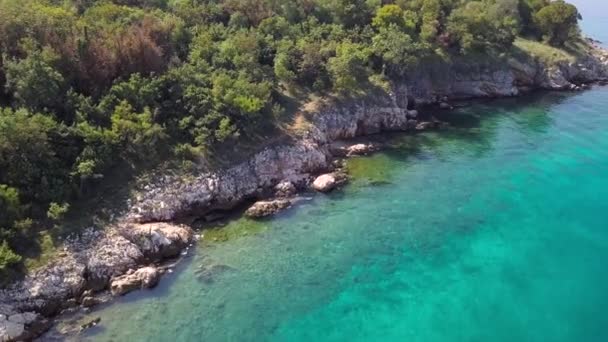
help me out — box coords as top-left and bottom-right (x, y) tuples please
(128, 45), (608, 224)
(0, 223), (193, 341)
(2, 44), (607, 341)
(110, 266), (160, 296)
(245, 199), (292, 218)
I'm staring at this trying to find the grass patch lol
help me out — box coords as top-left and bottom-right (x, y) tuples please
(514, 38), (577, 64)
(23, 231), (58, 271)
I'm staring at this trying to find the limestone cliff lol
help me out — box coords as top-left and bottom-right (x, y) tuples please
(128, 43), (608, 223)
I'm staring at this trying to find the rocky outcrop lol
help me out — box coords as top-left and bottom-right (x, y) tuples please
(110, 267), (160, 296)
(80, 296), (98, 308)
(245, 199), (292, 218)
(0, 311), (50, 342)
(0, 318), (24, 342)
(312, 174), (337, 192)
(274, 181), (297, 197)
(85, 233), (144, 291)
(119, 222), (193, 260)
(406, 44), (608, 103)
(439, 102), (453, 109)
(129, 140), (329, 223)
(0, 223), (192, 341)
(330, 142), (379, 157)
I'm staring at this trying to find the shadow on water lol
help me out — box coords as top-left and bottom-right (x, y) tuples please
(421, 92), (569, 150)
(39, 252), (198, 341)
(81, 255), (196, 338)
(343, 90), (579, 188)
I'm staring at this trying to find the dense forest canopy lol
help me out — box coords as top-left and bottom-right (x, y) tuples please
(0, 0), (583, 270)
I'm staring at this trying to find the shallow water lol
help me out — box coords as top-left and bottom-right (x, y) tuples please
(57, 87), (608, 342)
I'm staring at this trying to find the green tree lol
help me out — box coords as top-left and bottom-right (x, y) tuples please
(110, 101), (167, 162)
(534, 0), (580, 46)
(519, 0), (550, 35)
(0, 108), (64, 202)
(47, 202), (70, 221)
(4, 39), (67, 115)
(372, 5), (405, 29)
(0, 184), (21, 229)
(317, 0), (376, 27)
(274, 49), (297, 84)
(99, 73), (164, 114)
(211, 72), (272, 119)
(0, 240), (21, 270)
(420, 0), (441, 44)
(372, 25), (422, 75)
(273, 38), (333, 90)
(327, 41), (371, 93)
(447, 1), (519, 54)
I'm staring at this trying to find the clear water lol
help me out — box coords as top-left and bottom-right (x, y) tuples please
(53, 9), (608, 340)
(61, 87), (608, 342)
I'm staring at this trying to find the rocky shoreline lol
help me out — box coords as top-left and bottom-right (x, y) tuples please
(1, 43), (607, 341)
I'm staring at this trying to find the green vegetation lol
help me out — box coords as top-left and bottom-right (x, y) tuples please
(0, 0), (587, 273)
(514, 37), (577, 64)
(534, 0), (580, 46)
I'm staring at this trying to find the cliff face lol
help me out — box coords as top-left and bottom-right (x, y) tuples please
(405, 46), (608, 102)
(129, 44), (608, 224)
(1, 44), (607, 342)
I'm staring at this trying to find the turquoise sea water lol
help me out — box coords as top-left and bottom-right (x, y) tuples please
(61, 87), (608, 342)
(49, 7), (608, 340)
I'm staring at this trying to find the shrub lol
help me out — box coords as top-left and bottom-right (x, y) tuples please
(0, 241), (21, 270)
(534, 0), (580, 46)
(47, 202), (70, 221)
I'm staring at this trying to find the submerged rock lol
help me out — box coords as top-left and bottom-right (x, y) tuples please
(439, 102), (453, 110)
(80, 296), (98, 308)
(195, 263), (235, 284)
(245, 199), (291, 218)
(330, 142), (378, 157)
(79, 317), (101, 332)
(346, 143), (378, 157)
(416, 121), (435, 131)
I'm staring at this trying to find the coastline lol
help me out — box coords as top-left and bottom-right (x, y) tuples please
(1, 42), (608, 342)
